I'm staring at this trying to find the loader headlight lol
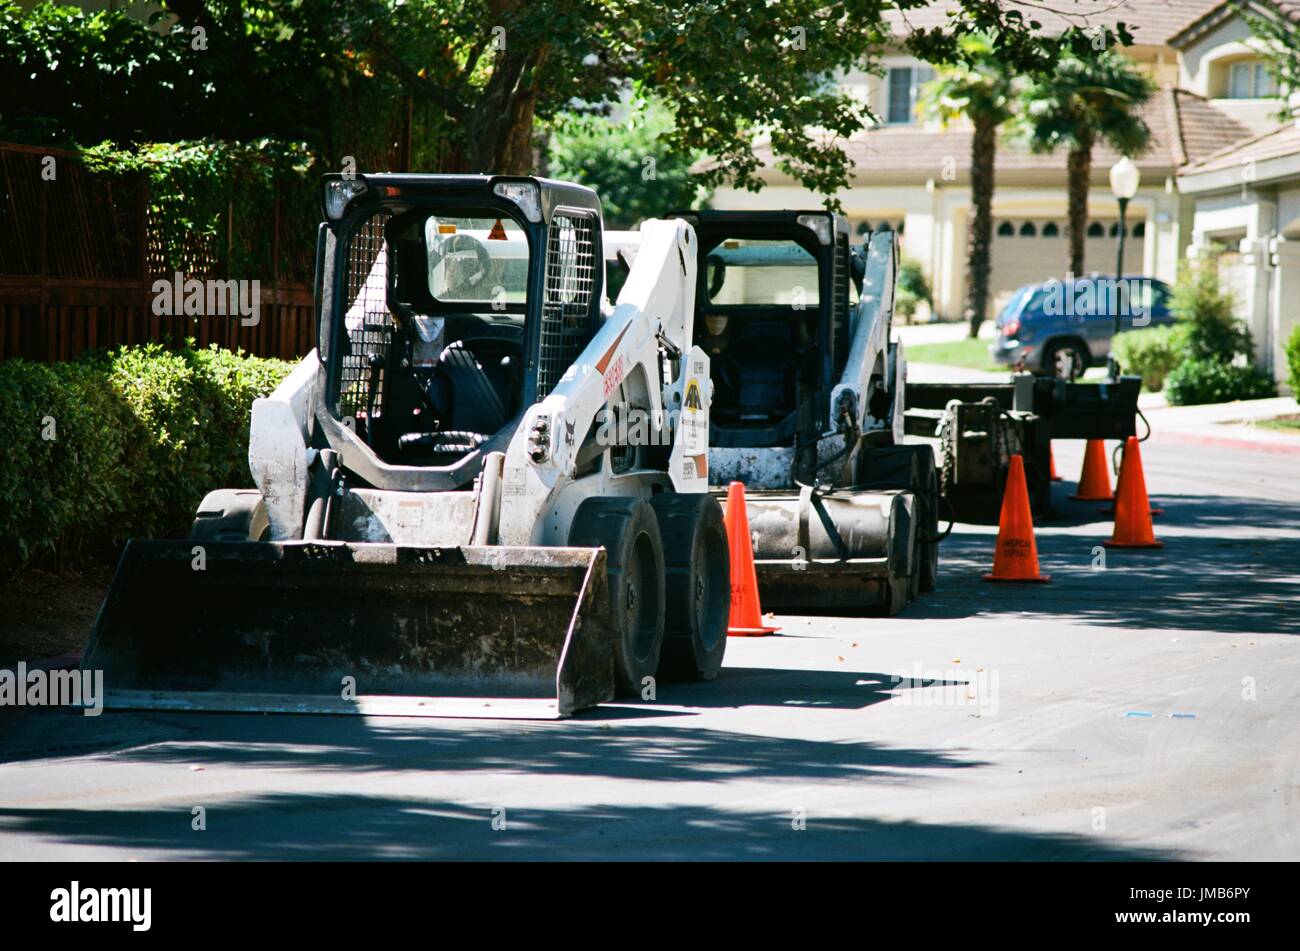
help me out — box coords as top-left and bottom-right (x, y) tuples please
(493, 180), (542, 223)
(324, 178), (368, 221)
(527, 415), (551, 463)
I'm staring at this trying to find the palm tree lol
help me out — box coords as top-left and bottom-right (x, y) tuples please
(1015, 48), (1154, 276)
(920, 33), (1016, 338)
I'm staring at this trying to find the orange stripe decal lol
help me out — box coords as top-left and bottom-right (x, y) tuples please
(595, 324), (630, 374)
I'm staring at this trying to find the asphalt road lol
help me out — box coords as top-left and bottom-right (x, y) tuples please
(2, 426), (1298, 860)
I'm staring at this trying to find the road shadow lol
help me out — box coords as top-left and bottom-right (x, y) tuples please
(1, 695), (982, 780)
(0, 792), (1180, 860)
(908, 492), (1300, 635)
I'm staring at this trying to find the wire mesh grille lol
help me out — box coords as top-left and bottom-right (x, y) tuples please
(339, 211), (394, 422)
(537, 212), (596, 398)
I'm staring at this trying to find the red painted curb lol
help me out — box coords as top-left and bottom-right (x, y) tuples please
(1152, 430), (1300, 456)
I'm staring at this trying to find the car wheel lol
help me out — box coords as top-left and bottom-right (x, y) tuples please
(1045, 341), (1088, 381)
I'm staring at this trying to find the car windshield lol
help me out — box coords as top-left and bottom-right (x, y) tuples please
(704, 239), (820, 306)
(425, 215), (529, 306)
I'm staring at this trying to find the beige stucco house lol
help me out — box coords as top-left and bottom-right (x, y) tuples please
(706, 0), (1299, 384)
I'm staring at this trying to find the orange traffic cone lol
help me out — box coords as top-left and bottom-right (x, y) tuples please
(722, 482), (780, 636)
(1105, 437), (1163, 549)
(1070, 439), (1112, 501)
(1050, 446), (1063, 482)
(983, 455), (1050, 583)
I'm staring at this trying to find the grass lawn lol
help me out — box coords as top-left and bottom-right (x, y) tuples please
(1256, 414), (1300, 432)
(907, 336), (1004, 372)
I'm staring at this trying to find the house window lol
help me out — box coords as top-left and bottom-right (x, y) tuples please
(1228, 61), (1276, 98)
(887, 66), (933, 124)
(1042, 222), (1060, 237)
(1019, 222), (1037, 237)
(1087, 222), (1105, 237)
(997, 222), (1015, 237)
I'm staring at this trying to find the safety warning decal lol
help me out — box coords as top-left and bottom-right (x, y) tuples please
(684, 378), (703, 412)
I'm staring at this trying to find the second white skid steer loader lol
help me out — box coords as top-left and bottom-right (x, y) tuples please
(82, 174), (729, 718)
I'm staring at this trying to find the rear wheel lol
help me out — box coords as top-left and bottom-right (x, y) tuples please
(650, 494), (730, 681)
(569, 497), (666, 697)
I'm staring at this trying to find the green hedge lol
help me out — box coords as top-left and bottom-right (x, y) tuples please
(1112, 325), (1188, 392)
(1286, 325), (1300, 395)
(1165, 357), (1276, 406)
(0, 344), (293, 571)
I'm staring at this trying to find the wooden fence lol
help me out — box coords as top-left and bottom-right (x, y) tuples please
(0, 142), (316, 362)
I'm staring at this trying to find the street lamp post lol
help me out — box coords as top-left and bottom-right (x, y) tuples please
(1108, 157), (1141, 379)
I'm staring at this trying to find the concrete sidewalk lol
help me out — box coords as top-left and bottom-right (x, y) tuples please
(1141, 396), (1300, 452)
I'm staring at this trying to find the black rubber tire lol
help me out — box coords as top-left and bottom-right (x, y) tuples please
(892, 495), (918, 611)
(857, 444), (939, 593)
(1044, 340), (1088, 381)
(650, 493), (730, 681)
(569, 497), (666, 697)
(191, 489), (270, 541)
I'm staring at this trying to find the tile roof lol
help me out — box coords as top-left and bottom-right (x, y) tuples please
(1168, 0), (1300, 46)
(1180, 121), (1300, 174)
(887, 0), (1225, 45)
(721, 87), (1254, 183)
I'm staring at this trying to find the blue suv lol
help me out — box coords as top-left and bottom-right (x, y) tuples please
(989, 276), (1175, 379)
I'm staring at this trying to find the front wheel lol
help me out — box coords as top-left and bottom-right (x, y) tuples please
(569, 497), (666, 697)
(651, 493), (730, 681)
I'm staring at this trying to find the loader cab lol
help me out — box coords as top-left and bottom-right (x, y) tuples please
(314, 174), (604, 491)
(668, 210), (857, 452)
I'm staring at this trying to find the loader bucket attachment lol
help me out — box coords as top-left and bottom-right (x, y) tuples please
(82, 541), (614, 719)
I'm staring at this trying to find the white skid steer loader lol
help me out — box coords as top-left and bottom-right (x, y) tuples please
(660, 210), (941, 615)
(82, 174), (730, 719)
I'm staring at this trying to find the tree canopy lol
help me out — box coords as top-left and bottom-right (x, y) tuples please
(2, 0), (1139, 204)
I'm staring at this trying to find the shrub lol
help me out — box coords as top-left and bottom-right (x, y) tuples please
(895, 258), (931, 325)
(1286, 324), (1300, 395)
(895, 286), (920, 323)
(898, 258), (932, 304)
(1111, 325), (1187, 391)
(0, 343), (292, 574)
(1170, 260), (1253, 361)
(1165, 357), (1276, 406)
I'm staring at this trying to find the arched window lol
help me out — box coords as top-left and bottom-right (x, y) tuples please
(997, 221), (1015, 237)
(1019, 222), (1037, 237)
(1042, 222), (1060, 237)
(1109, 222), (1122, 237)
(1133, 221), (1146, 238)
(877, 221), (893, 232)
(896, 220), (905, 235)
(1087, 222), (1105, 238)
(856, 221), (872, 236)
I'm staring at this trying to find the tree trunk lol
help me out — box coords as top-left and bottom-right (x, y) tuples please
(454, 28), (549, 174)
(964, 114), (997, 338)
(1066, 137), (1092, 277)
